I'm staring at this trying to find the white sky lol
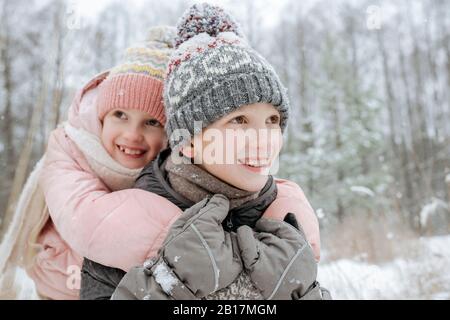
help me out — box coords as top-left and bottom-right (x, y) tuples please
(73, 0), (289, 14)
(70, 0), (403, 29)
(68, 0), (111, 18)
(70, 0), (291, 28)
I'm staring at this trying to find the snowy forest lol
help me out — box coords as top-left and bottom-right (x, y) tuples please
(0, 0), (449, 299)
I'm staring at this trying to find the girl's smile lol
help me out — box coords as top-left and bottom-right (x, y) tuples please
(116, 144), (148, 157)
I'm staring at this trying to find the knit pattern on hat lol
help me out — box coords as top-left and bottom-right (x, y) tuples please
(163, 3), (290, 148)
(98, 26), (176, 122)
(109, 26), (175, 81)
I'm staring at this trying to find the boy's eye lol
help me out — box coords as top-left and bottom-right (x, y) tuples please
(268, 115), (280, 124)
(230, 116), (246, 124)
(114, 111), (127, 120)
(146, 119), (162, 127)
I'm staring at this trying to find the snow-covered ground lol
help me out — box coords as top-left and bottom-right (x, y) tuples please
(3, 235), (450, 300)
(318, 235), (450, 299)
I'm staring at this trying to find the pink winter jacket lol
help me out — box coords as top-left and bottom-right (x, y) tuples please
(30, 72), (321, 300)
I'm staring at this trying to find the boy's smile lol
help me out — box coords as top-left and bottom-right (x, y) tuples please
(237, 158), (272, 174)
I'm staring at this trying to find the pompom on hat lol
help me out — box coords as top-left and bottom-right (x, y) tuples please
(174, 3), (244, 46)
(97, 26), (176, 125)
(163, 3), (290, 148)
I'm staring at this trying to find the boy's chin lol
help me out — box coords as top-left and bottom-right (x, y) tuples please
(229, 175), (269, 192)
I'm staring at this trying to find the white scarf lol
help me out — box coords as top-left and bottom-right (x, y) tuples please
(63, 123), (142, 191)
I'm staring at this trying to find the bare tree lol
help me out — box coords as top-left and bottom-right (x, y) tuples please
(0, 78), (47, 237)
(0, 1), (15, 184)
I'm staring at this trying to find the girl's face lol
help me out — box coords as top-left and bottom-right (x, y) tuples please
(101, 108), (167, 169)
(183, 103), (283, 192)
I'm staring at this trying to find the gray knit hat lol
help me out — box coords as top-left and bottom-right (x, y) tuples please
(163, 3), (290, 148)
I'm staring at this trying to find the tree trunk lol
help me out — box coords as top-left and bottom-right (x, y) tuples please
(0, 0), (15, 224)
(0, 0), (15, 181)
(406, 2), (435, 197)
(377, 26), (419, 228)
(296, 20), (315, 196)
(332, 96), (344, 222)
(49, 3), (65, 130)
(376, 29), (399, 156)
(0, 79), (47, 238)
(396, 27), (420, 223)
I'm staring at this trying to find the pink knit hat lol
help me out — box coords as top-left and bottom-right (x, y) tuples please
(97, 26), (176, 125)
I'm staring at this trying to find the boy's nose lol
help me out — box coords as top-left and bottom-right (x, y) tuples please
(248, 130), (281, 158)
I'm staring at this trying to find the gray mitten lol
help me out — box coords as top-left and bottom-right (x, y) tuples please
(236, 218), (318, 300)
(112, 194), (243, 300)
(291, 280), (333, 300)
(111, 258), (197, 300)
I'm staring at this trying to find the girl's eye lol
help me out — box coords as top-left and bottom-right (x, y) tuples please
(145, 119), (162, 127)
(268, 115), (280, 124)
(230, 116), (246, 124)
(114, 111), (127, 120)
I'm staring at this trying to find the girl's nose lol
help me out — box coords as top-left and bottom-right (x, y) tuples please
(123, 127), (144, 143)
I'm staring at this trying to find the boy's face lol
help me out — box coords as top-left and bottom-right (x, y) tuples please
(184, 103), (283, 192)
(101, 108), (167, 169)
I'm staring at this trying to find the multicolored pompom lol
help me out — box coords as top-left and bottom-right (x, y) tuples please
(175, 3), (243, 47)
